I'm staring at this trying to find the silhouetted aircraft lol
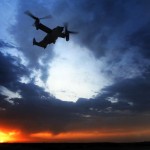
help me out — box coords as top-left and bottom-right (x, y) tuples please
(25, 11), (78, 49)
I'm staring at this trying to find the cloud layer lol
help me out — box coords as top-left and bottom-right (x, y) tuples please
(0, 0), (150, 141)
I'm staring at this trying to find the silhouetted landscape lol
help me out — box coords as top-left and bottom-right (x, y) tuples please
(0, 142), (150, 150)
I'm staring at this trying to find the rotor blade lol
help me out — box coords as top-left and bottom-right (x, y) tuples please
(39, 15), (52, 20)
(24, 11), (38, 20)
(64, 22), (78, 35)
(68, 31), (78, 34)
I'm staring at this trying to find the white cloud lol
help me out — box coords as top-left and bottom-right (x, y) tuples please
(19, 76), (30, 84)
(46, 39), (111, 102)
(0, 86), (21, 103)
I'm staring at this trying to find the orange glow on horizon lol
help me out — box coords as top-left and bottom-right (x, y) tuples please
(1, 128), (150, 143)
(0, 130), (20, 143)
(30, 132), (53, 139)
(29, 129), (150, 142)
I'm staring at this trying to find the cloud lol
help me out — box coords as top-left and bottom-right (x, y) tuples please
(128, 22), (150, 59)
(39, 0), (150, 80)
(49, 0), (128, 57)
(0, 48), (149, 134)
(0, 39), (16, 49)
(95, 71), (150, 113)
(1, 0), (150, 139)
(0, 52), (28, 87)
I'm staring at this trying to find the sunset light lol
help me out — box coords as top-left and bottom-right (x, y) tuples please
(28, 129), (150, 142)
(30, 132), (53, 139)
(0, 130), (20, 143)
(0, 128), (150, 143)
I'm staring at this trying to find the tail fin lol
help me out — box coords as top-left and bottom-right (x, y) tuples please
(32, 38), (47, 49)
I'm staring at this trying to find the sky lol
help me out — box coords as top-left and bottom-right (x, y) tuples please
(0, 0), (150, 143)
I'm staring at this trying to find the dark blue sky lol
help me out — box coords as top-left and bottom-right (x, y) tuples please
(0, 0), (150, 142)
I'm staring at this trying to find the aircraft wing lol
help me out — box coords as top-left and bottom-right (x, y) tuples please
(37, 23), (52, 33)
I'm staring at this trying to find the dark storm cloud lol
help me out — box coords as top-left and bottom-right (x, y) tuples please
(0, 95), (11, 109)
(0, 51), (28, 88)
(95, 73), (150, 112)
(49, 0), (150, 56)
(128, 22), (150, 58)
(49, 0), (128, 57)
(1, 84), (150, 135)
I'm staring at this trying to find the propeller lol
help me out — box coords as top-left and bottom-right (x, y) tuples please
(24, 10), (52, 26)
(25, 11), (52, 26)
(38, 15), (52, 20)
(24, 11), (38, 20)
(64, 23), (78, 41)
(25, 11), (52, 20)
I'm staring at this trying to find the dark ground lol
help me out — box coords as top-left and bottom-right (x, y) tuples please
(0, 142), (150, 150)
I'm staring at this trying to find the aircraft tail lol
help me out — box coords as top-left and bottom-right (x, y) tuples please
(33, 38), (47, 49)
